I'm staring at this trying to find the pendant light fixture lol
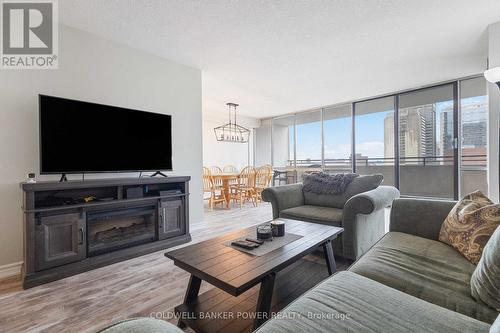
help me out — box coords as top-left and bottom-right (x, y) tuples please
(214, 103), (250, 143)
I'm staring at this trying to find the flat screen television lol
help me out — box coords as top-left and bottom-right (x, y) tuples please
(39, 95), (172, 174)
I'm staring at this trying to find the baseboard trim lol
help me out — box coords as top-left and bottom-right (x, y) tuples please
(0, 261), (23, 280)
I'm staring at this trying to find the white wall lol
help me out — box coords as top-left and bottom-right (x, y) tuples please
(488, 22), (500, 202)
(0, 25), (202, 269)
(202, 112), (259, 169)
(255, 119), (272, 166)
(272, 125), (291, 167)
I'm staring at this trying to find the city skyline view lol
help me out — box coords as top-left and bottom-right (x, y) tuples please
(261, 76), (490, 199)
(288, 95), (487, 164)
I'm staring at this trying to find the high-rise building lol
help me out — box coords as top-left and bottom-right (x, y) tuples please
(440, 101), (487, 149)
(384, 104), (437, 161)
(440, 100), (487, 165)
(440, 109), (454, 156)
(460, 102), (487, 148)
(384, 113), (394, 159)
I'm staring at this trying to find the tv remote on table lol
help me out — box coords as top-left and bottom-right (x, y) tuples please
(231, 240), (259, 250)
(245, 238), (264, 245)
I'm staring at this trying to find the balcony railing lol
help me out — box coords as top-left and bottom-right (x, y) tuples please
(285, 154), (486, 169)
(272, 154), (487, 199)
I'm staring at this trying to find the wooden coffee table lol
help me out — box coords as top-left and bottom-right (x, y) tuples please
(165, 219), (343, 333)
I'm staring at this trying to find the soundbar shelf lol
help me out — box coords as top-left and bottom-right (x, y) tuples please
(23, 193), (189, 213)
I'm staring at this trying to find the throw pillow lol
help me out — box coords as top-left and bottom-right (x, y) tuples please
(439, 190), (500, 264)
(470, 226), (500, 311)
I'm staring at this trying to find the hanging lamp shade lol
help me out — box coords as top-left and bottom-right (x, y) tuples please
(214, 103), (250, 143)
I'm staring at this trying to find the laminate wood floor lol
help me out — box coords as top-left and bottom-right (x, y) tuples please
(0, 202), (337, 333)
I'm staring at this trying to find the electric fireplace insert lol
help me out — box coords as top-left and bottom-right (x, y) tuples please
(87, 206), (156, 256)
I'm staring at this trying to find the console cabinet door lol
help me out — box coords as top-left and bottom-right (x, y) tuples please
(158, 198), (185, 240)
(35, 212), (86, 271)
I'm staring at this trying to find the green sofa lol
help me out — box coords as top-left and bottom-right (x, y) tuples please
(255, 198), (499, 332)
(98, 318), (183, 333)
(261, 174), (400, 260)
(102, 198), (499, 333)
(350, 198), (499, 324)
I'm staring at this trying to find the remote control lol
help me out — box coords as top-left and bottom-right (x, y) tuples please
(231, 240), (259, 250)
(245, 238), (264, 245)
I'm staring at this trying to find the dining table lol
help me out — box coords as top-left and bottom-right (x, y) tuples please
(212, 172), (240, 208)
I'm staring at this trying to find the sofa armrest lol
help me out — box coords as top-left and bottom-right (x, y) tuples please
(342, 186), (400, 259)
(344, 186), (400, 215)
(389, 198), (456, 241)
(262, 184), (305, 219)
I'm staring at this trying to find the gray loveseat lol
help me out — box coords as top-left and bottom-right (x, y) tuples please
(261, 174), (400, 260)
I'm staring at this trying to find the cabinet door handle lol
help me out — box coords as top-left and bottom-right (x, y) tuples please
(79, 228), (84, 245)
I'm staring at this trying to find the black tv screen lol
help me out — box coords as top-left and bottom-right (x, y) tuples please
(39, 95), (172, 174)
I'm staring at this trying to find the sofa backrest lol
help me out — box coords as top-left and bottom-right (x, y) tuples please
(303, 174), (383, 209)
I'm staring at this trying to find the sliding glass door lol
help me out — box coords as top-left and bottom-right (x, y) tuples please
(398, 84), (456, 199)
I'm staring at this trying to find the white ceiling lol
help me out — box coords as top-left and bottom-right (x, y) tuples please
(60, 1), (500, 119)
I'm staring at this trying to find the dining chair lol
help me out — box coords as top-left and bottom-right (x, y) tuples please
(223, 165), (239, 188)
(203, 167), (226, 210)
(208, 166), (224, 189)
(254, 165), (273, 205)
(231, 166), (256, 208)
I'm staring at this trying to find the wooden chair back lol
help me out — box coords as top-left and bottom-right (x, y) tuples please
(208, 166), (223, 187)
(255, 165), (272, 188)
(255, 166), (269, 187)
(239, 166), (255, 187)
(223, 165), (239, 185)
(203, 167), (213, 191)
(209, 166), (222, 174)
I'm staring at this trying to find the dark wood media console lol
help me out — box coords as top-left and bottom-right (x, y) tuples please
(21, 176), (191, 289)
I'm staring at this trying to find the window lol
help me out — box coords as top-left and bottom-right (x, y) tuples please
(257, 75), (489, 199)
(323, 105), (352, 173)
(354, 97), (395, 186)
(295, 110), (322, 181)
(295, 110), (322, 163)
(459, 78), (488, 196)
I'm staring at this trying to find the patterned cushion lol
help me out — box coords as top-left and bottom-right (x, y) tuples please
(471, 226), (500, 311)
(439, 191), (500, 264)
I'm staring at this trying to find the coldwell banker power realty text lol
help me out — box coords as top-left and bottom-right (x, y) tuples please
(1, 0), (58, 69)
